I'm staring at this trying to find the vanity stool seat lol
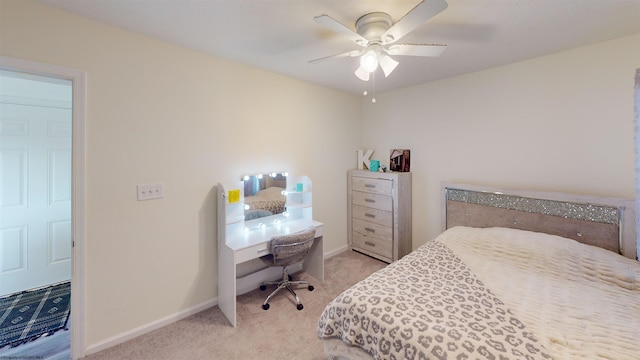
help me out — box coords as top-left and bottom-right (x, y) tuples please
(259, 226), (316, 310)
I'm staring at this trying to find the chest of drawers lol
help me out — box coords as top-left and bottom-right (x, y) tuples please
(347, 170), (412, 263)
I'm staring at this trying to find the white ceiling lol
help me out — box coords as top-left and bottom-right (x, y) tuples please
(39, 0), (640, 94)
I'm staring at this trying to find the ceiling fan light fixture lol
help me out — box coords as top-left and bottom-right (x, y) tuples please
(355, 66), (371, 81)
(379, 54), (399, 77)
(360, 50), (378, 73)
(312, 0), (449, 85)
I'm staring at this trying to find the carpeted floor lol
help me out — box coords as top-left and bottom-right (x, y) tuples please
(0, 281), (71, 349)
(81, 250), (386, 360)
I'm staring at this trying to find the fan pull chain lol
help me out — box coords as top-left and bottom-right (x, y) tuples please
(362, 75), (370, 97)
(362, 72), (377, 104)
(371, 71), (377, 103)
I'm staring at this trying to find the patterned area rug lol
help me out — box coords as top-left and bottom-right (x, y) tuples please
(0, 282), (71, 348)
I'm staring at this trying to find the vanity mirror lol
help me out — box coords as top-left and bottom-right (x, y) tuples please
(243, 172), (288, 220)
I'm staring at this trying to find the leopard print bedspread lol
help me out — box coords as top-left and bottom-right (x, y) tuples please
(317, 241), (550, 360)
(246, 200), (285, 214)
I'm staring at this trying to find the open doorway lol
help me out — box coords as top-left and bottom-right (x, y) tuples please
(0, 70), (72, 293)
(0, 56), (85, 360)
(0, 68), (72, 359)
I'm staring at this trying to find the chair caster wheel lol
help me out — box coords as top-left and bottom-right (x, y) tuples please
(308, 285), (314, 291)
(297, 304), (304, 310)
(259, 285), (266, 291)
(262, 303), (270, 310)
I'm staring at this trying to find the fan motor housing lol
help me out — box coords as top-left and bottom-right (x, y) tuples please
(356, 12), (392, 42)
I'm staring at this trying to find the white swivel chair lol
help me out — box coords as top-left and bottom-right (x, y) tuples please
(259, 226), (316, 310)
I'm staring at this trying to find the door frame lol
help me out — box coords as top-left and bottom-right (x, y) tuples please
(1, 55), (86, 359)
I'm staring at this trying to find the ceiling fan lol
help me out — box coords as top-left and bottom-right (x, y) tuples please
(310, 0), (448, 82)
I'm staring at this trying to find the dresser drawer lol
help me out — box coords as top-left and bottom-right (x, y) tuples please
(352, 204), (392, 226)
(352, 191), (392, 212)
(352, 176), (392, 195)
(352, 231), (392, 259)
(352, 218), (392, 242)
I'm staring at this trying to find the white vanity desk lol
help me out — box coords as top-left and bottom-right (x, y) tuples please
(217, 175), (324, 327)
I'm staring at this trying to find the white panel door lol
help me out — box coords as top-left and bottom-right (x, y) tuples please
(0, 100), (72, 296)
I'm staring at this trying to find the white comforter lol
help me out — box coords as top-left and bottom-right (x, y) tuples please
(439, 226), (640, 360)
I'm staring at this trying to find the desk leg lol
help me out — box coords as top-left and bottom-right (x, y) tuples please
(304, 235), (324, 282)
(218, 243), (237, 327)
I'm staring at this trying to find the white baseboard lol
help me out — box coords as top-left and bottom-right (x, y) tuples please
(85, 266), (303, 355)
(324, 244), (348, 259)
(85, 298), (217, 355)
(85, 248), (348, 355)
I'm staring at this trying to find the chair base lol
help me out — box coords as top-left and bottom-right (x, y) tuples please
(259, 267), (314, 310)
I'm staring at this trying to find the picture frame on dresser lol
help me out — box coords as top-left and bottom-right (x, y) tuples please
(347, 169), (412, 263)
(390, 149), (410, 172)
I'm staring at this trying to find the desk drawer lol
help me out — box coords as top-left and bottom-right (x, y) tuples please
(352, 204), (392, 226)
(352, 231), (392, 259)
(352, 191), (392, 212)
(352, 218), (392, 242)
(352, 176), (392, 195)
(236, 243), (270, 264)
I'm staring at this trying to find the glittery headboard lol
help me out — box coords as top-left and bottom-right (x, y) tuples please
(441, 183), (636, 259)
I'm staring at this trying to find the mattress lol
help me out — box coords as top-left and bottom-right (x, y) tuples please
(318, 226), (640, 360)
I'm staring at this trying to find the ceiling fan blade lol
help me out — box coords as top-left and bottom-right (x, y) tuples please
(355, 66), (370, 81)
(378, 54), (399, 77)
(386, 44), (447, 57)
(314, 14), (368, 46)
(308, 49), (363, 64)
(381, 0), (448, 44)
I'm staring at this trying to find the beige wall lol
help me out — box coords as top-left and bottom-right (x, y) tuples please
(3, 0), (639, 355)
(0, 0), (361, 350)
(362, 33), (640, 250)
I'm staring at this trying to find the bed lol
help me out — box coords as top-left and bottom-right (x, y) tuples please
(318, 183), (640, 360)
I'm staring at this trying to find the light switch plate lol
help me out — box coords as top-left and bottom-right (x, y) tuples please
(137, 183), (164, 201)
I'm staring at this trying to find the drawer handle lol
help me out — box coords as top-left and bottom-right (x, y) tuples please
(365, 184), (376, 188)
(364, 213), (375, 218)
(364, 241), (376, 247)
(364, 227), (376, 233)
(364, 199), (375, 203)
(256, 248), (269, 253)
